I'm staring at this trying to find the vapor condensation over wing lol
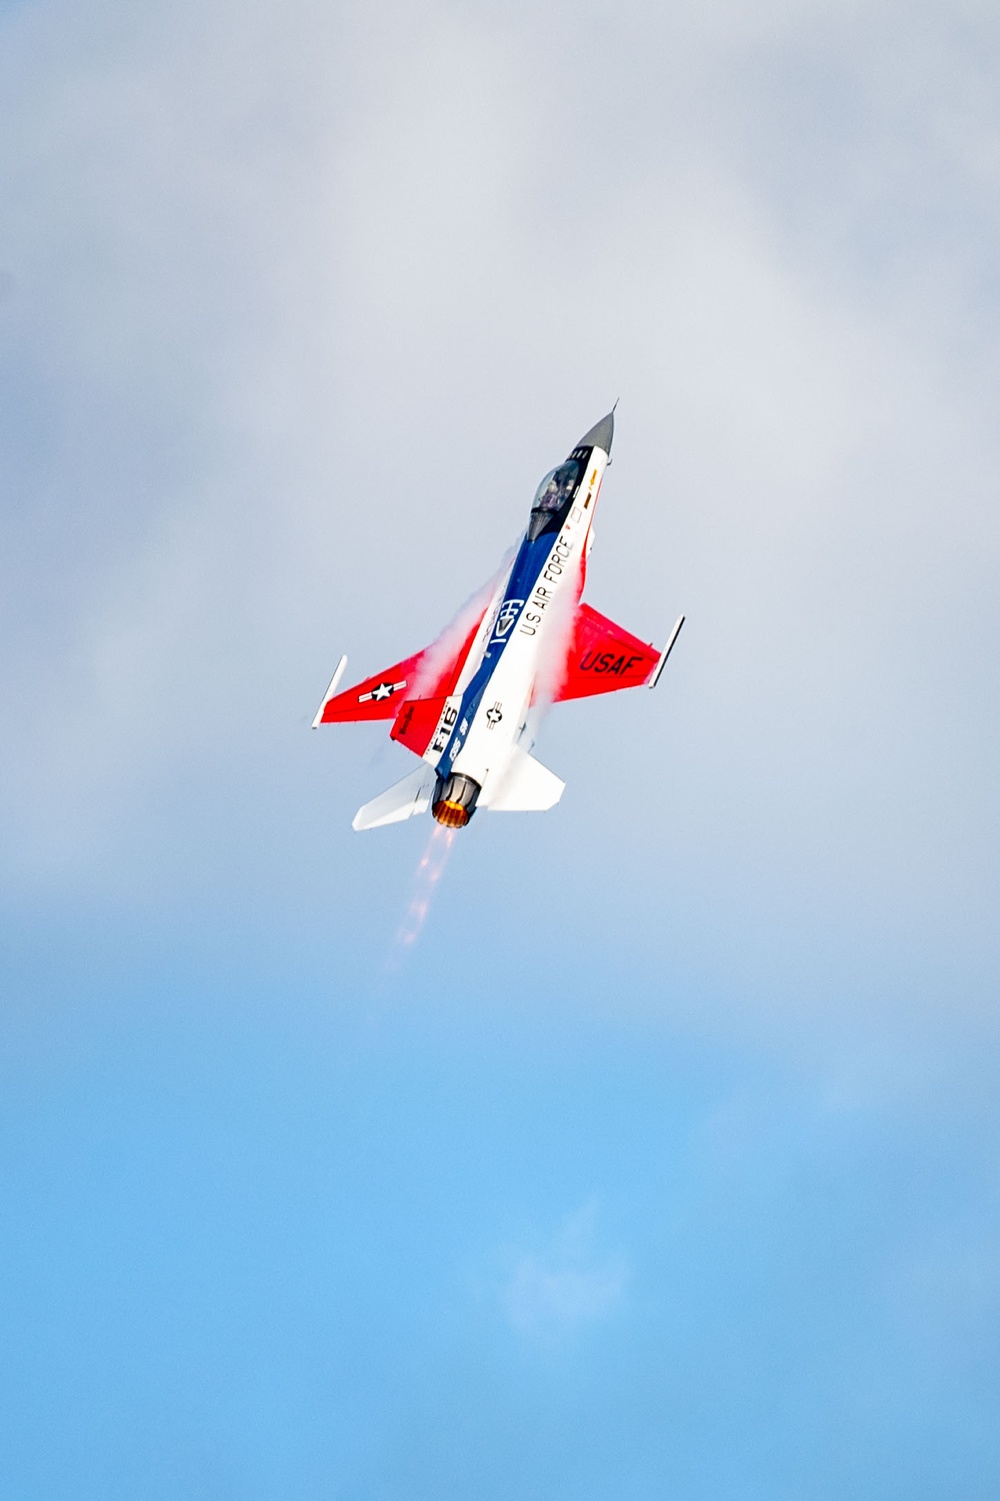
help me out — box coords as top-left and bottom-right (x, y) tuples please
(409, 546), (516, 700)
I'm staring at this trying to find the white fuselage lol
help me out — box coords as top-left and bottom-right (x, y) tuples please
(422, 445), (608, 803)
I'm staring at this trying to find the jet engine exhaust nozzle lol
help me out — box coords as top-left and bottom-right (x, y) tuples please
(431, 772), (481, 829)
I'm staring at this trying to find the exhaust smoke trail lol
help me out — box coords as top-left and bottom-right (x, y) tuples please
(385, 822), (456, 971)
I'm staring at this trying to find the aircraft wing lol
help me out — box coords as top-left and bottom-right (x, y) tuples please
(314, 649), (426, 724)
(313, 611), (487, 727)
(554, 602), (676, 701)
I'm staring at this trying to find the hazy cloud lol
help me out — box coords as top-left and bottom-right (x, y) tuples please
(500, 1201), (628, 1341)
(1, 0), (998, 1007)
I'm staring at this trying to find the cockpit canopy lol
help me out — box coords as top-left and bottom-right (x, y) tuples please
(527, 458), (582, 541)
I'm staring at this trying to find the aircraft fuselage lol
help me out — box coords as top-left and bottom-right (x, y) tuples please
(424, 439), (608, 824)
(312, 407), (682, 833)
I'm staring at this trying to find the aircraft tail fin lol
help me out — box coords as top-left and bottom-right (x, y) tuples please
(485, 751), (565, 813)
(353, 765), (436, 831)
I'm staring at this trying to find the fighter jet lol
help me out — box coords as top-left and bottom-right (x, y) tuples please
(312, 410), (684, 829)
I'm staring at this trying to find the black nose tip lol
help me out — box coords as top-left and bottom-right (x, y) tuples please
(576, 410), (614, 455)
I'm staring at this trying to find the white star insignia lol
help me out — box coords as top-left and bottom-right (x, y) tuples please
(357, 679), (406, 705)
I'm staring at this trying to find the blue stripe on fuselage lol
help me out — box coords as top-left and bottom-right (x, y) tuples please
(436, 529), (553, 775)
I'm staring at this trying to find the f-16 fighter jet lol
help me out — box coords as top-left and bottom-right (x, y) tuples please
(313, 410), (684, 830)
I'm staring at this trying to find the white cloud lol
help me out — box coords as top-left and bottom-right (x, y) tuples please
(0, 0), (998, 1039)
(499, 1201), (628, 1342)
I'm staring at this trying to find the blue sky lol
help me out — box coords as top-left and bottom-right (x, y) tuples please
(2, 0), (999, 1496)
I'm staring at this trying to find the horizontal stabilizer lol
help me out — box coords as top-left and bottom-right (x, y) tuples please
(353, 766), (435, 831)
(486, 751), (565, 813)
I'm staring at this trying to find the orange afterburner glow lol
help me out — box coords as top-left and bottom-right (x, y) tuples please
(430, 771), (481, 829)
(432, 799), (471, 829)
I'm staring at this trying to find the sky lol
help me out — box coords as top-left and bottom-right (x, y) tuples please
(1, 0), (999, 1495)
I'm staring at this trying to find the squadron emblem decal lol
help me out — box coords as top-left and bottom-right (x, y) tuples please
(494, 598), (523, 638)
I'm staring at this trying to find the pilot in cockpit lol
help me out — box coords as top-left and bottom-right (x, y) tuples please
(528, 460), (581, 539)
(535, 472), (566, 511)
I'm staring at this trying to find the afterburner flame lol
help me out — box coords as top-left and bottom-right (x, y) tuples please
(385, 823), (456, 970)
(432, 800), (471, 829)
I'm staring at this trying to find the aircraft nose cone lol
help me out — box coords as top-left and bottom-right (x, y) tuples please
(577, 409), (615, 455)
